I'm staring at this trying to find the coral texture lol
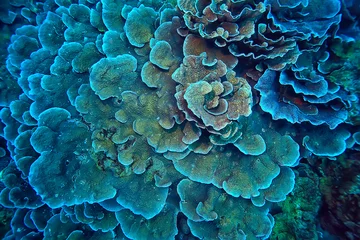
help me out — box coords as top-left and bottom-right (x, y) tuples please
(0, 0), (359, 239)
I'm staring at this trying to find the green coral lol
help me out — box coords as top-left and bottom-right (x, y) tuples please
(270, 165), (322, 240)
(327, 40), (360, 93)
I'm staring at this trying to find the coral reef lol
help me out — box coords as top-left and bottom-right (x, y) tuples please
(319, 152), (360, 239)
(0, 0), (358, 239)
(270, 164), (322, 240)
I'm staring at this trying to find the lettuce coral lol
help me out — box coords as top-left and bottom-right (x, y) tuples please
(0, 0), (359, 239)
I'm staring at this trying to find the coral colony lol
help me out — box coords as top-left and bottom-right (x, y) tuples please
(0, 0), (359, 239)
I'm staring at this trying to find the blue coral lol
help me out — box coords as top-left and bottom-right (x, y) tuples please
(0, 0), (359, 239)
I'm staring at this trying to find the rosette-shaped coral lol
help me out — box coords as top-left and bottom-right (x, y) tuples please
(265, 0), (342, 38)
(0, 0), (359, 239)
(177, 0), (336, 71)
(170, 115), (300, 206)
(255, 47), (358, 129)
(172, 54), (253, 132)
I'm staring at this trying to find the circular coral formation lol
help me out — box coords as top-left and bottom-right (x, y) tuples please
(173, 54), (253, 133)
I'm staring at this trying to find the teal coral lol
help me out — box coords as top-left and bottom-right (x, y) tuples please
(90, 54), (138, 100)
(178, 179), (274, 240)
(0, 0), (359, 239)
